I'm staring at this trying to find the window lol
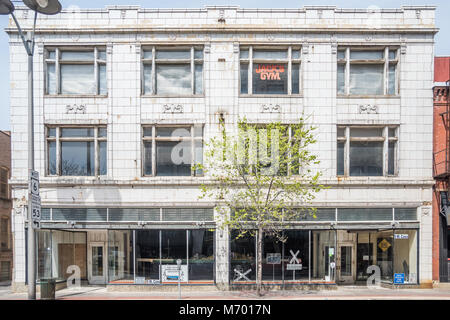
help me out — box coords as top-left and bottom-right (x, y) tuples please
(337, 47), (398, 96)
(0, 167), (8, 199)
(337, 126), (398, 176)
(237, 124), (300, 176)
(47, 126), (107, 176)
(45, 48), (107, 95)
(142, 47), (203, 95)
(240, 47), (301, 95)
(1, 217), (10, 249)
(142, 125), (203, 176)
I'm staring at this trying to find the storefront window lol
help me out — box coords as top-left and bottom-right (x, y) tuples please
(312, 230), (336, 282)
(188, 229), (214, 281)
(230, 231), (256, 282)
(393, 230), (418, 284)
(262, 234), (283, 281)
(135, 230), (160, 283)
(108, 230), (134, 283)
(375, 230), (394, 282)
(283, 230), (310, 282)
(37, 230), (87, 281)
(37, 230), (52, 280)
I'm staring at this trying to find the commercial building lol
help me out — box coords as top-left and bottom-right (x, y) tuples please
(6, 5), (436, 290)
(0, 130), (12, 283)
(433, 56), (450, 283)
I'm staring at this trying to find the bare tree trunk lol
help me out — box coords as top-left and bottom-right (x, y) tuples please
(257, 228), (263, 296)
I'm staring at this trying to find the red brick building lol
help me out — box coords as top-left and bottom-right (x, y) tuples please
(433, 57), (450, 283)
(0, 130), (12, 283)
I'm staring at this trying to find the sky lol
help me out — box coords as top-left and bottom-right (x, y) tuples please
(0, 0), (448, 131)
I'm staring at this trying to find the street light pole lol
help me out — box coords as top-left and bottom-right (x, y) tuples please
(1, 0), (62, 300)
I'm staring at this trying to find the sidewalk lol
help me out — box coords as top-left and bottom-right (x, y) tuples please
(1, 285), (450, 300)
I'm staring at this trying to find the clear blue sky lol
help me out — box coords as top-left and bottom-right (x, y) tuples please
(0, 0), (448, 130)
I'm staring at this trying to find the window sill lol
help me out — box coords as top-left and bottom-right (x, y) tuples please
(337, 95), (400, 99)
(239, 94), (303, 98)
(44, 94), (108, 98)
(336, 175), (399, 179)
(141, 95), (205, 98)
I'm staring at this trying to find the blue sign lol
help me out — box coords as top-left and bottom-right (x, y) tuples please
(394, 273), (405, 284)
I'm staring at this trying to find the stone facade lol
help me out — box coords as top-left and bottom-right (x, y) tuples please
(6, 5), (436, 289)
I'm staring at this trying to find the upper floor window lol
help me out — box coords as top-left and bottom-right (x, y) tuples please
(141, 47), (204, 96)
(47, 126), (107, 176)
(142, 125), (203, 177)
(237, 124), (300, 176)
(240, 46), (301, 95)
(45, 48), (107, 95)
(0, 217), (10, 250)
(0, 167), (8, 199)
(337, 126), (398, 177)
(337, 47), (398, 96)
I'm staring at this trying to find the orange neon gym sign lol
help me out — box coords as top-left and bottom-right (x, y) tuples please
(255, 64), (285, 80)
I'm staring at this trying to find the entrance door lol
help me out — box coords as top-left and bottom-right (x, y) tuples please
(88, 243), (106, 284)
(337, 244), (355, 284)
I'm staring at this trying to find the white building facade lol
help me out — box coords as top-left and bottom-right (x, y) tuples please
(7, 5), (436, 290)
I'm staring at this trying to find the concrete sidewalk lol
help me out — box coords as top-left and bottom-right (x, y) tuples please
(1, 285), (450, 300)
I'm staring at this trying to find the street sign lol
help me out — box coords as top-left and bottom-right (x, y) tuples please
(31, 194), (41, 229)
(394, 273), (405, 284)
(286, 264), (302, 271)
(30, 170), (39, 196)
(266, 253), (281, 264)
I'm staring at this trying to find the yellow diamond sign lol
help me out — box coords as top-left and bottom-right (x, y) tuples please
(378, 239), (391, 252)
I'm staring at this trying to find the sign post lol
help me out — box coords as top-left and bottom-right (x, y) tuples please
(177, 259), (182, 300)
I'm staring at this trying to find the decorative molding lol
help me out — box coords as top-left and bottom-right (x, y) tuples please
(302, 41), (309, 54)
(422, 207), (430, 216)
(331, 42), (337, 55)
(37, 44), (44, 55)
(415, 10), (421, 19)
(66, 104), (86, 114)
(317, 10), (323, 19)
(218, 9), (226, 23)
(163, 104), (184, 113)
(135, 43), (141, 55)
(204, 42), (211, 54)
(106, 43), (113, 55)
(358, 104), (378, 114)
(261, 104), (281, 113)
(169, 33), (176, 41)
(400, 42), (407, 55)
(365, 35), (373, 42)
(233, 42), (239, 53)
(267, 34), (274, 41)
(120, 10), (126, 19)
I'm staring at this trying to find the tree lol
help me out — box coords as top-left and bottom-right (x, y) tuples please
(198, 116), (325, 296)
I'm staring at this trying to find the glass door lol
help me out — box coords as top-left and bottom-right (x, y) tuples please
(88, 242), (106, 284)
(337, 244), (355, 284)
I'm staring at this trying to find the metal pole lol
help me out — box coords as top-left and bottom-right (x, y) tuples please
(27, 36), (36, 300)
(178, 268), (181, 300)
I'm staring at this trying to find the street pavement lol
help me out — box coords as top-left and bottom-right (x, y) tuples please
(0, 285), (450, 300)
